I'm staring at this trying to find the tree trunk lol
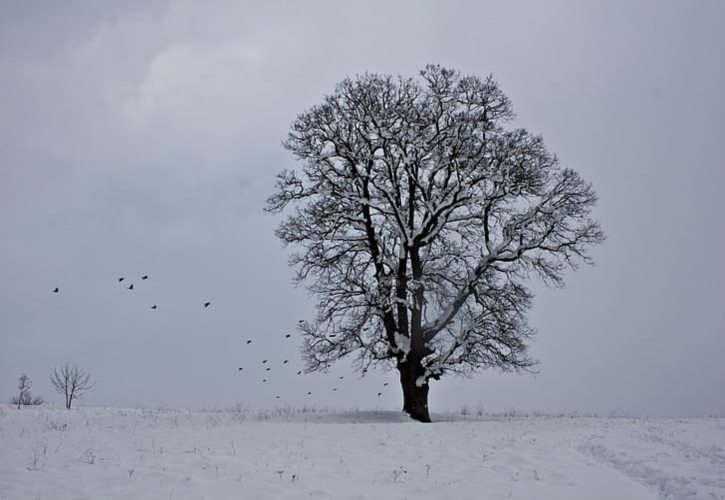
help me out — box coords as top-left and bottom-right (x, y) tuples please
(398, 358), (431, 423)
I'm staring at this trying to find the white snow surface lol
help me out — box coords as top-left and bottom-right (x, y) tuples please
(1, 405), (723, 500)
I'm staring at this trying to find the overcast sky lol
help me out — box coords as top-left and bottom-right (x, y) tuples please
(1, 0), (723, 417)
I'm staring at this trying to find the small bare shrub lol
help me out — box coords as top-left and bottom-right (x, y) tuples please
(79, 448), (97, 465)
(50, 363), (94, 410)
(47, 420), (68, 431)
(10, 374), (43, 408)
(27, 441), (48, 471)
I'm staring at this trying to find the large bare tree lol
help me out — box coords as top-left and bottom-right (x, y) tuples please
(267, 65), (605, 422)
(50, 363), (94, 410)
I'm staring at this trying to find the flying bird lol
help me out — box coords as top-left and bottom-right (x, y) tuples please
(246, 340), (252, 344)
(262, 379), (267, 382)
(283, 360), (289, 364)
(127, 284), (134, 290)
(151, 305), (157, 309)
(118, 277), (124, 282)
(285, 334), (291, 338)
(141, 275), (148, 280)
(266, 367), (271, 371)
(377, 392), (382, 397)
(307, 391), (312, 395)
(262, 360), (268, 364)
(339, 376), (344, 380)
(53, 287), (59, 293)
(275, 395), (280, 399)
(383, 383), (389, 387)
(333, 388), (337, 391)
(238, 367), (243, 371)
(297, 371), (302, 375)
(203, 302), (211, 308)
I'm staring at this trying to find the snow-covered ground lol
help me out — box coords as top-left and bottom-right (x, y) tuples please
(0, 406), (723, 500)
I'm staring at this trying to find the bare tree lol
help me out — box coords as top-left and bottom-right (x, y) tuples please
(10, 374), (43, 408)
(267, 65), (605, 422)
(50, 363), (94, 409)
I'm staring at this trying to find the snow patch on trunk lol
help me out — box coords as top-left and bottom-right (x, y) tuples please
(394, 332), (411, 355)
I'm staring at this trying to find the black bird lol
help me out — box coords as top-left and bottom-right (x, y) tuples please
(53, 287), (59, 293)
(151, 305), (157, 309)
(377, 392), (382, 397)
(203, 302), (211, 308)
(141, 275), (148, 280)
(283, 360), (289, 364)
(262, 360), (268, 364)
(246, 340), (252, 344)
(383, 382), (389, 387)
(262, 379), (267, 382)
(118, 277), (124, 282)
(275, 395), (280, 399)
(297, 371), (302, 375)
(333, 388), (337, 391)
(285, 334), (291, 338)
(127, 284), (134, 290)
(266, 367), (271, 371)
(307, 391), (312, 395)
(339, 376), (344, 379)
(238, 367), (243, 371)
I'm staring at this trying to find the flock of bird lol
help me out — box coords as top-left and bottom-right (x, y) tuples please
(236, 337), (391, 399)
(53, 275), (211, 310)
(51, 275), (394, 402)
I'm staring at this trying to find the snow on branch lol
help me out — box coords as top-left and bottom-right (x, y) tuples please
(267, 65), (604, 384)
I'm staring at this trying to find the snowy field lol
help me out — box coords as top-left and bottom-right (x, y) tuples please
(0, 406), (723, 500)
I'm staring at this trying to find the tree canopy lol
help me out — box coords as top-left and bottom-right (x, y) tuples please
(267, 65), (604, 421)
